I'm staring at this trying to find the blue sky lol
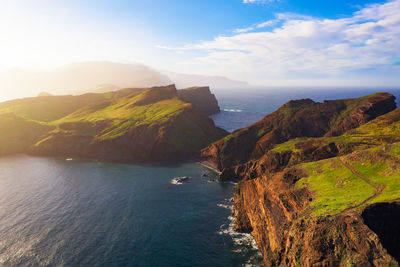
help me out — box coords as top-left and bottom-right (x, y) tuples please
(57, 0), (388, 45)
(0, 0), (399, 86)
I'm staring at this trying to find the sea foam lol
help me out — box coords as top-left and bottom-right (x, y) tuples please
(217, 200), (263, 266)
(170, 177), (190, 185)
(222, 108), (243, 112)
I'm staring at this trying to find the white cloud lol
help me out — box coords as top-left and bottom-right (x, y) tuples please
(233, 19), (277, 34)
(233, 26), (255, 33)
(168, 0), (400, 85)
(257, 20), (278, 28)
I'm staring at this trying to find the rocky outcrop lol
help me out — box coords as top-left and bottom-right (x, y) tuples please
(201, 93), (396, 171)
(220, 107), (400, 182)
(362, 203), (400, 263)
(221, 95), (400, 266)
(234, 165), (399, 266)
(177, 86), (220, 116)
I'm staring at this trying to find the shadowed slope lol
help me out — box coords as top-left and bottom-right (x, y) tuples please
(202, 92), (396, 171)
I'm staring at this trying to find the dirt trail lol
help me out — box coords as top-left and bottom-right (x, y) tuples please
(338, 157), (385, 214)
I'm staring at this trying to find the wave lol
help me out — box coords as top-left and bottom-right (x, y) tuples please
(218, 202), (263, 266)
(217, 203), (232, 210)
(222, 108), (243, 113)
(170, 177), (190, 185)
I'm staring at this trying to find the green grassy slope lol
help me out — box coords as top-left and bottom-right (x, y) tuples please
(202, 92), (395, 170)
(296, 143), (400, 216)
(0, 88), (144, 122)
(0, 85), (227, 161)
(0, 113), (53, 155)
(44, 85), (203, 143)
(271, 108), (400, 155)
(263, 109), (400, 216)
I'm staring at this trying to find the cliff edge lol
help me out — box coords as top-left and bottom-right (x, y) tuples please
(177, 86), (220, 116)
(201, 93), (396, 171)
(0, 85), (227, 162)
(207, 93), (400, 266)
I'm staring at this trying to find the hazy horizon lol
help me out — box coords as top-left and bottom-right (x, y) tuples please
(1, 0), (399, 98)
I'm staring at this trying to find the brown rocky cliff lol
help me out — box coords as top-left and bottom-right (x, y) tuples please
(222, 94), (399, 266)
(177, 86), (220, 116)
(234, 167), (398, 266)
(201, 93), (396, 171)
(220, 107), (400, 182)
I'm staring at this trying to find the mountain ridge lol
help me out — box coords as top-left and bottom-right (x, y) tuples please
(0, 61), (249, 101)
(0, 85), (227, 162)
(201, 92), (396, 171)
(203, 92), (400, 266)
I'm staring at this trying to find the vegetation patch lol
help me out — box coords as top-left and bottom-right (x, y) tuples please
(297, 143), (400, 216)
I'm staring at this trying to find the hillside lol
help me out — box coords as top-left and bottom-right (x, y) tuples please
(177, 86), (220, 115)
(202, 92), (396, 170)
(214, 94), (400, 266)
(0, 85), (227, 162)
(234, 143), (400, 266)
(220, 108), (400, 181)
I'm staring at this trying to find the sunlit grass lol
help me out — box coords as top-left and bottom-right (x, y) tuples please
(297, 158), (375, 216)
(296, 143), (400, 216)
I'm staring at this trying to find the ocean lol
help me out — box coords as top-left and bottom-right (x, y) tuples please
(0, 87), (399, 266)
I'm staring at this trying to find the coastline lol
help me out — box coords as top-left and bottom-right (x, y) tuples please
(197, 160), (222, 175)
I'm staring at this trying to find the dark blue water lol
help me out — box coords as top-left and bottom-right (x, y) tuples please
(0, 155), (261, 266)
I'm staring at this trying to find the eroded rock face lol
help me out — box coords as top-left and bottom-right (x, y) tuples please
(177, 86), (220, 116)
(220, 108), (400, 183)
(222, 95), (400, 266)
(234, 168), (398, 266)
(280, 214), (397, 267)
(362, 203), (400, 263)
(201, 93), (396, 171)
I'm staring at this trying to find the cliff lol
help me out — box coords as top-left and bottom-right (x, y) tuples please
(177, 86), (220, 115)
(234, 142), (400, 266)
(0, 85), (227, 162)
(217, 94), (400, 266)
(201, 93), (396, 171)
(220, 107), (400, 182)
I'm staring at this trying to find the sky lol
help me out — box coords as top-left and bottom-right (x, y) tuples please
(0, 0), (399, 87)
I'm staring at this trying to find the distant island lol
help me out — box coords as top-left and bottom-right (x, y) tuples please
(202, 92), (400, 266)
(0, 85), (226, 162)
